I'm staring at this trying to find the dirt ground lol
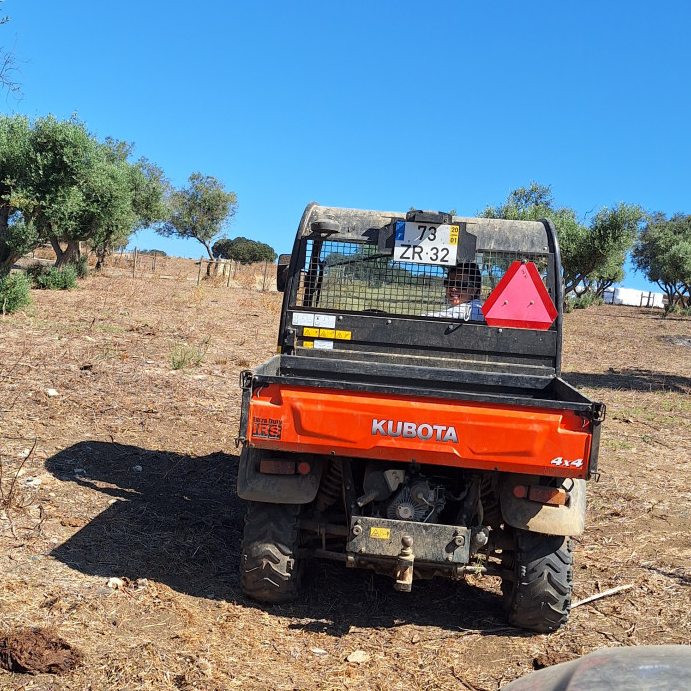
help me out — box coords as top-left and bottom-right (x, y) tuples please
(0, 266), (690, 690)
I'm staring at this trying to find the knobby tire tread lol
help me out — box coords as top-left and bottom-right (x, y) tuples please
(503, 529), (573, 633)
(240, 502), (302, 604)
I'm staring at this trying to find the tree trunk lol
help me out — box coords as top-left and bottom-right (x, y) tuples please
(51, 237), (81, 267)
(0, 252), (20, 274)
(0, 204), (18, 273)
(204, 244), (215, 277)
(594, 279), (614, 299)
(95, 246), (107, 271)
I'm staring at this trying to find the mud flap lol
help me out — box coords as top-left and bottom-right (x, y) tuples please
(236, 447), (324, 504)
(499, 474), (586, 537)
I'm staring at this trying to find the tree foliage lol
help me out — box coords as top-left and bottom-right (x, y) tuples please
(137, 248), (167, 257)
(0, 115), (38, 270)
(480, 182), (643, 298)
(0, 114), (169, 272)
(633, 213), (691, 309)
(159, 174), (237, 261)
(212, 236), (276, 263)
(0, 270), (31, 314)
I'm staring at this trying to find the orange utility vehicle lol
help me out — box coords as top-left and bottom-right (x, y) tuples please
(236, 205), (605, 632)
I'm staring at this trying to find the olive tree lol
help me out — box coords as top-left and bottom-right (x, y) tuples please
(158, 173), (237, 262)
(0, 115), (38, 273)
(480, 183), (643, 298)
(0, 114), (168, 271)
(633, 213), (691, 309)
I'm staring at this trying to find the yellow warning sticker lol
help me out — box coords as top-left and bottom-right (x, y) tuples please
(302, 341), (314, 348)
(449, 225), (459, 245)
(370, 527), (390, 540)
(303, 327), (319, 337)
(319, 328), (336, 338)
(335, 330), (352, 340)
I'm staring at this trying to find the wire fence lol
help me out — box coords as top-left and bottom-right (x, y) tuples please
(107, 249), (278, 291)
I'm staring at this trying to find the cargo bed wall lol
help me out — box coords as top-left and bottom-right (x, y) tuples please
(247, 355), (598, 410)
(240, 356), (603, 479)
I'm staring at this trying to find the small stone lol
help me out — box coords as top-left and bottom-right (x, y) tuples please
(22, 476), (42, 489)
(310, 648), (328, 656)
(108, 499), (118, 505)
(347, 650), (370, 664)
(107, 577), (125, 590)
(46, 389), (59, 397)
(132, 465), (143, 472)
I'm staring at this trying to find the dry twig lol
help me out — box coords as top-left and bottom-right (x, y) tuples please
(571, 584), (635, 609)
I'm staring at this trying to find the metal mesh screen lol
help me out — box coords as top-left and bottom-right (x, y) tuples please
(476, 251), (549, 300)
(293, 240), (550, 319)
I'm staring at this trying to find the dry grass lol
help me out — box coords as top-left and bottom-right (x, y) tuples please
(0, 270), (690, 690)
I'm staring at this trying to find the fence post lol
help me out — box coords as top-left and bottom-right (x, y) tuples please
(197, 256), (203, 285)
(226, 260), (232, 287)
(152, 251), (157, 273)
(132, 248), (137, 278)
(262, 261), (269, 291)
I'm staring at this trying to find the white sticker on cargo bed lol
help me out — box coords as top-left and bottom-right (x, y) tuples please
(314, 314), (337, 329)
(292, 312), (315, 327)
(313, 339), (334, 350)
(550, 457), (584, 468)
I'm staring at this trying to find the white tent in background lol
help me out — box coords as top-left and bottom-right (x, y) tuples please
(603, 287), (665, 308)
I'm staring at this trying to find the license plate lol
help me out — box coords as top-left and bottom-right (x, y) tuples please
(393, 221), (459, 266)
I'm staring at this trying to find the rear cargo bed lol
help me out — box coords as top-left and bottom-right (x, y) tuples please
(239, 355), (604, 479)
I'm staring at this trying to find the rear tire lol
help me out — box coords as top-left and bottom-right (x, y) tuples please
(501, 528), (573, 633)
(240, 502), (302, 603)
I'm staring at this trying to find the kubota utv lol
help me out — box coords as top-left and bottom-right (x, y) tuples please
(235, 205), (604, 632)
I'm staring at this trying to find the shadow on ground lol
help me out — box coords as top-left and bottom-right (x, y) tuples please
(565, 368), (691, 394)
(46, 441), (514, 637)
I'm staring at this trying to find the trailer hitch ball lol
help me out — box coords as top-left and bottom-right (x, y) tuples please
(394, 535), (415, 593)
(471, 528), (489, 548)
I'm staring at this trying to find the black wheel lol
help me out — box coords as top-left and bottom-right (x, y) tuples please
(501, 528), (573, 633)
(240, 501), (302, 604)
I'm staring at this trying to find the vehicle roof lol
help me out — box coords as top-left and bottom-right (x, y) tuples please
(298, 203), (552, 254)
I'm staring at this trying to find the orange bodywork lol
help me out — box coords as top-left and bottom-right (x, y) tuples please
(247, 385), (592, 479)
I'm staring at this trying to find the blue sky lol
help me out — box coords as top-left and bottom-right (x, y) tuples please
(3, 1), (689, 292)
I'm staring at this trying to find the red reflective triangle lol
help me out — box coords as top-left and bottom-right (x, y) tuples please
(481, 261), (558, 330)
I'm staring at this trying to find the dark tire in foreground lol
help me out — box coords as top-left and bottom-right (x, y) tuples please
(501, 528), (573, 633)
(240, 501), (302, 604)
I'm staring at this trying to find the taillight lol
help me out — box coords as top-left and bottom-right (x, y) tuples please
(513, 484), (568, 506)
(259, 459), (295, 475)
